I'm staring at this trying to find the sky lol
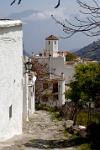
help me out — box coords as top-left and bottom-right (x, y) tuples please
(0, 0), (99, 54)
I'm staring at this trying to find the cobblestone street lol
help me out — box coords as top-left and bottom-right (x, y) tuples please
(0, 110), (75, 150)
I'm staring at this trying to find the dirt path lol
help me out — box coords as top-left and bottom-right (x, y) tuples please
(0, 110), (75, 150)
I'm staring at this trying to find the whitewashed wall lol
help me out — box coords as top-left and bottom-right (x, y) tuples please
(28, 76), (36, 116)
(23, 55), (36, 121)
(45, 40), (58, 52)
(23, 72), (36, 121)
(58, 79), (65, 106)
(0, 20), (23, 141)
(49, 56), (75, 84)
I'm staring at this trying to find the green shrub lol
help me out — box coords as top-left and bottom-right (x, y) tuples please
(76, 111), (100, 125)
(78, 144), (91, 150)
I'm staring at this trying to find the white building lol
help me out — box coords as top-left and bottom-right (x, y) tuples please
(49, 56), (75, 85)
(38, 35), (75, 85)
(0, 20), (23, 141)
(37, 71), (65, 108)
(44, 35), (59, 57)
(33, 35), (75, 107)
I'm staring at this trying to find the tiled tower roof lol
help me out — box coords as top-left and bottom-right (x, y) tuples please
(45, 35), (59, 40)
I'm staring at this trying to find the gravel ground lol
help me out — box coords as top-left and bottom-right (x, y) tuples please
(0, 110), (76, 150)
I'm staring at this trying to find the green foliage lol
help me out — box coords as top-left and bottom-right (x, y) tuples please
(76, 111), (100, 126)
(65, 80), (81, 103)
(65, 62), (100, 124)
(78, 144), (91, 150)
(66, 63), (100, 103)
(50, 111), (62, 121)
(35, 104), (62, 121)
(66, 52), (77, 61)
(74, 63), (100, 101)
(35, 104), (56, 112)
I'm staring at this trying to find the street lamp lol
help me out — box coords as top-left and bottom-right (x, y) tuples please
(25, 58), (33, 73)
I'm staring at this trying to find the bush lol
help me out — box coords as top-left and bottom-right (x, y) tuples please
(76, 111), (100, 126)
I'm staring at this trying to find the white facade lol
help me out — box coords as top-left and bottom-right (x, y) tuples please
(58, 77), (65, 106)
(49, 56), (75, 84)
(39, 78), (65, 108)
(23, 72), (36, 121)
(29, 75), (36, 115)
(45, 40), (58, 52)
(0, 20), (23, 141)
(23, 56), (36, 121)
(44, 35), (59, 57)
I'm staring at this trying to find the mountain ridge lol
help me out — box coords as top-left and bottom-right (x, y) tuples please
(74, 40), (100, 61)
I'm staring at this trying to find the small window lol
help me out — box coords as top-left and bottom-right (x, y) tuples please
(9, 105), (12, 119)
(53, 82), (58, 93)
(48, 41), (50, 45)
(54, 41), (56, 45)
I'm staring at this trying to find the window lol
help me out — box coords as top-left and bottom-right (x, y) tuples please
(53, 82), (58, 93)
(9, 105), (12, 119)
(48, 41), (50, 45)
(54, 41), (56, 45)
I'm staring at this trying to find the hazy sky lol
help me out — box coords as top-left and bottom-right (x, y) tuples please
(0, 0), (98, 54)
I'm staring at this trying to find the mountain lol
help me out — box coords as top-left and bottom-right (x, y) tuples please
(74, 40), (100, 61)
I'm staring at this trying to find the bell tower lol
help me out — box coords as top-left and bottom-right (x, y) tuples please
(44, 35), (59, 57)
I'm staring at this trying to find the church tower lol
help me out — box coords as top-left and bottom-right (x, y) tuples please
(44, 35), (59, 57)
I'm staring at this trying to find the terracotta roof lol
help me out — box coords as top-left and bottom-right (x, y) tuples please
(45, 35), (59, 40)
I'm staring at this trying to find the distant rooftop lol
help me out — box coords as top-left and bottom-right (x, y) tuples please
(45, 35), (59, 40)
(0, 19), (22, 27)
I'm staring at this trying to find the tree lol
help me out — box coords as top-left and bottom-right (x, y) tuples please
(10, 0), (22, 5)
(10, 0), (61, 8)
(10, 0), (100, 37)
(65, 62), (100, 124)
(65, 52), (77, 61)
(52, 0), (100, 38)
(65, 80), (82, 124)
(75, 63), (100, 101)
(76, 63), (100, 122)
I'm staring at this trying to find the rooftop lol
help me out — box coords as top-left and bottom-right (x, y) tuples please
(45, 35), (59, 40)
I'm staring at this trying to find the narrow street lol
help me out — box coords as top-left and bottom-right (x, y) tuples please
(0, 110), (75, 150)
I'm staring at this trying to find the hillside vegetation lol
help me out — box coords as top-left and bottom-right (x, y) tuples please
(74, 40), (100, 61)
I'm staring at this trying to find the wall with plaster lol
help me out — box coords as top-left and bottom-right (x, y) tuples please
(0, 20), (23, 141)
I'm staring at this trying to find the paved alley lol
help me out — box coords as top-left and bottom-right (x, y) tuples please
(0, 110), (75, 150)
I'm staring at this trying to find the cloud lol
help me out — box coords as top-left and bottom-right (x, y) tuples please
(8, 4), (82, 22)
(20, 6), (81, 22)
